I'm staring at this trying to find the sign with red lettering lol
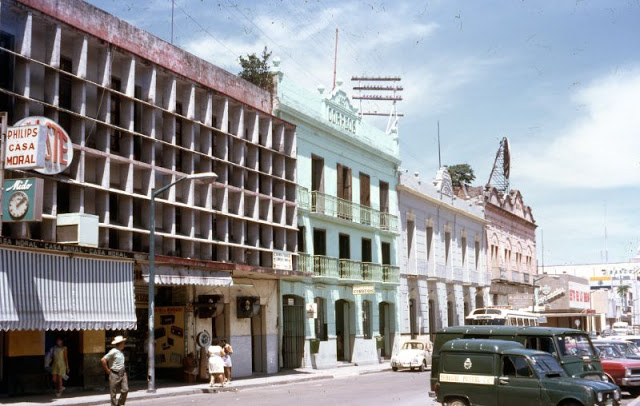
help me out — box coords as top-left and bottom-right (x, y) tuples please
(5, 125), (46, 170)
(12, 116), (73, 175)
(568, 281), (590, 310)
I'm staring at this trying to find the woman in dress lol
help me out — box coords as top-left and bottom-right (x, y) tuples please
(207, 338), (225, 387)
(50, 337), (69, 397)
(221, 339), (233, 384)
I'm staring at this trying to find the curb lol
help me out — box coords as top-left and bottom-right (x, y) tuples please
(26, 374), (338, 406)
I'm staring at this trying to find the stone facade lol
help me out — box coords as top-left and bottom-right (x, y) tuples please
(273, 63), (401, 368)
(396, 169), (489, 343)
(460, 186), (537, 308)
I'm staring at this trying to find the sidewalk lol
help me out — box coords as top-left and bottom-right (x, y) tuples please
(2, 362), (392, 405)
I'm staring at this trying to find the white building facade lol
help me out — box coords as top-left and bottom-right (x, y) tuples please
(396, 169), (490, 342)
(274, 65), (401, 368)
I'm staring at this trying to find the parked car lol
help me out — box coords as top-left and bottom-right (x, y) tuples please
(593, 342), (640, 396)
(431, 326), (607, 392)
(594, 339), (640, 360)
(429, 339), (621, 406)
(609, 335), (640, 347)
(390, 340), (432, 372)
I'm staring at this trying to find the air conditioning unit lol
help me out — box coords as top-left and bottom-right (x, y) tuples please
(56, 213), (99, 247)
(237, 297), (261, 318)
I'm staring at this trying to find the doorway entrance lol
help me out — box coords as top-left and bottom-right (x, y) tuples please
(378, 302), (393, 358)
(251, 305), (266, 373)
(335, 299), (352, 362)
(282, 295), (305, 369)
(44, 331), (81, 388)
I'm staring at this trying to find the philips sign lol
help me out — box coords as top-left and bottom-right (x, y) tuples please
(11, 116), (73, 175)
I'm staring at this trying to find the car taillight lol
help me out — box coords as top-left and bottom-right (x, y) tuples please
(435, 382), (440, 396)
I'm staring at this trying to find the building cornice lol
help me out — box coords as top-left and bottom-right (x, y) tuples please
(397, 184), (489, 224)
(276, 103), (401, 166)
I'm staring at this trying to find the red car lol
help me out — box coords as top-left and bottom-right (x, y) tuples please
(596, 343), (640, 397)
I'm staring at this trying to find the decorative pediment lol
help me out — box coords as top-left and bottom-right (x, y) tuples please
(324, 86), (360, 134)
(434, 167), (453, 197)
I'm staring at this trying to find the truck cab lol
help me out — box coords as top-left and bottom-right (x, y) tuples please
(431, 326), (607, 392)
(430, 339), (621, 406)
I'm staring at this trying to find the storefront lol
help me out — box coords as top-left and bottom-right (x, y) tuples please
(536, 273), (601, 331)
(140, 260), (279, 380)
(0, 242), (136, 395)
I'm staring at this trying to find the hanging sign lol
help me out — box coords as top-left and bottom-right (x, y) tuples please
(12, 116), (73, 175)
(2, 178), (44, 222)
(5, 125), (47, 169)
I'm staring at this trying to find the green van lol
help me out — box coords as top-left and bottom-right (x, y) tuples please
(430, 339), (621, 406)
(431, 326), (607, 392)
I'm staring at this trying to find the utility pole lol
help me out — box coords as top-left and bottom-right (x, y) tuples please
(0, 112), (7, 237)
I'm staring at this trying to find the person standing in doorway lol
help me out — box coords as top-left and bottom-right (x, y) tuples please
(207, 338), (225, 387)
(221, 339), (233, 384)
(101, 336), (128, 406)
(50, 337), (69, 397)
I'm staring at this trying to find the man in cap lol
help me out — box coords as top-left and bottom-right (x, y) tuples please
(101, 335), (128, 406)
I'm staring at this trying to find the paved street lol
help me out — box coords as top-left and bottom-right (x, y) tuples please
(3, 368), (640, 405)
(129, 371), (640, 406)
(133, 370), (432, 406)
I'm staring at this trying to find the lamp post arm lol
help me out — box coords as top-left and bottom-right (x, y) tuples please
(153, 175), (189, 198)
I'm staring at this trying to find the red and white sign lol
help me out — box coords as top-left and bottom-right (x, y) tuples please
(568, 281), (590, 310)
(5, 125), (46, 170)
(12, 116), (73, 175)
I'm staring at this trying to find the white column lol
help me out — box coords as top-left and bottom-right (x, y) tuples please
(436, 281), (448, 329)
(453, 284), (464, 326)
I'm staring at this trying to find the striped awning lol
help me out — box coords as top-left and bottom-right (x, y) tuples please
(0, 248), (136, 331)
(141, 265), (233, 287)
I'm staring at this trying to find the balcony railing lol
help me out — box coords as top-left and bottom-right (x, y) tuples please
(339, 259), (361, 280)
(300, 254), (399, 283)
(512, 271), (521, 283)
(470, 270), (479, 284)
(362, 262), (383, 282)
(314, 255), (339, 278)
(297, 186), (310, 210)
(382, 265), (400, 283)
(308, 190), (398, 233)
(523, 273), (530, 283)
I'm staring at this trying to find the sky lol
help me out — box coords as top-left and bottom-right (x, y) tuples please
(87, 0), (640, 266)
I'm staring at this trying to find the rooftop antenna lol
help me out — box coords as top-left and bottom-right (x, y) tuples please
(351, 76), (404, 134)
(171, 0), (175, 44)
(437, 121), (442, 167)
(332, 28), (338, 90)
(486, 137), (511, 193)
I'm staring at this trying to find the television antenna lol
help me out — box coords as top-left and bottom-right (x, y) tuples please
(351, 76), (403, 134)
(486, 137), (511, 193)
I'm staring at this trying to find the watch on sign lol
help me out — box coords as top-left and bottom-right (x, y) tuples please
(8, 191), (29, 219)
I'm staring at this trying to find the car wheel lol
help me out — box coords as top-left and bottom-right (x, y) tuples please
(628, 388), (640, 397)
(447, 398), (468, 406)
(419, 361), (426, 372)
(392, 366), (398, 372)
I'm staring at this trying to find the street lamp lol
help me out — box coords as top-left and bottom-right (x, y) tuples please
(147, 172), (217, 392)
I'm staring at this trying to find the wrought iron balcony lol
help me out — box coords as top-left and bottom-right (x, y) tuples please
(383, 265), (400, 283)
(339, 259), (362, 280)
(361, 262), (383, 282)
(301, 190), (398, 233)
(298, 253), (399, 283)
(297, 185), (310, 210)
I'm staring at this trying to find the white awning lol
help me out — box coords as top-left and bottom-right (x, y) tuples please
(0, 248), (136, 331)
(142, 265), (233, 287)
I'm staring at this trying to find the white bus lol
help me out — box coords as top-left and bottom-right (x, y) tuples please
(465, 307), (540, 327)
